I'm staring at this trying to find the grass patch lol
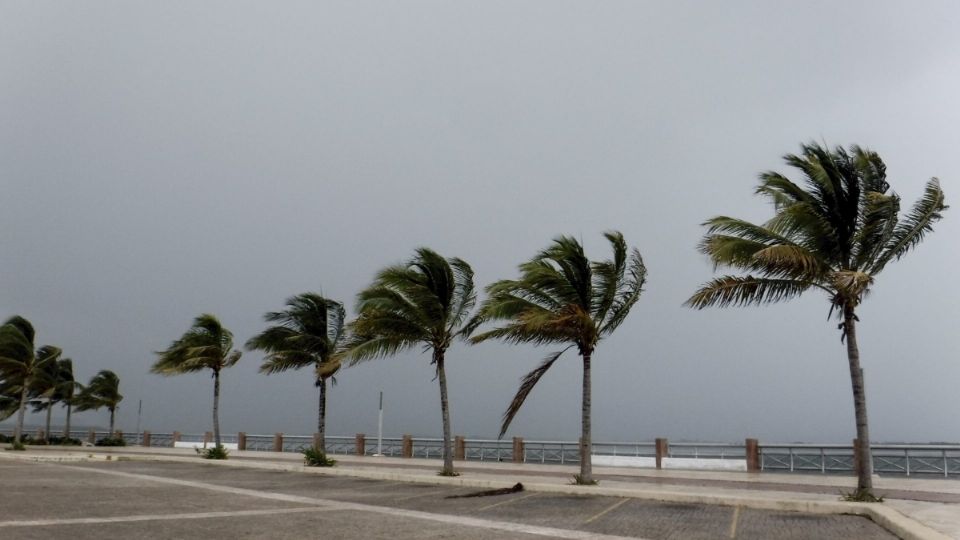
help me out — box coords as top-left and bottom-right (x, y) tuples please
(437, 469), (460, 477)
(302, 447), (335, 467)
(9, 440), (26, 451)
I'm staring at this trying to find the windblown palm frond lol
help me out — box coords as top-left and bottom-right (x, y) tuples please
(74, 370), (122, 412)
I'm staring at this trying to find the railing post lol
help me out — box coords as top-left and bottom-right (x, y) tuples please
(655, 438), (669, 469)
(142, 431), (151, 447)
(172, 431), (181, 446)
(355, 433), (366, 456)
(203, 431), (213, 447)
(401, 434), (413, 458)
(237, 432), (246, 451)
(512, 437), (524, 464)
(273, 433), (283, 452)
(745, 438), (759, 472)
(454, 436), (465, 460)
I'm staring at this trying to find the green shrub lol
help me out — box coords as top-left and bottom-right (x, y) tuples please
(197, 445), (229, 460)
(10, 440), (26, 451)
(48, 436), (82, 446)
(95, 437), (127, 447)
(302, 447), (336, 467)
(841, 489), (884, 503)
(0, 434), (10, 444)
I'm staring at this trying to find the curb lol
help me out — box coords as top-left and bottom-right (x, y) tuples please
(1, 451), (950, 540)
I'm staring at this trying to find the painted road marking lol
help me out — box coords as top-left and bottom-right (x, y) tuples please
(50, 463), (648, 540)
(0, 507), (333, 527)
(728, 505), (741, 538)
(584, 498), (629, 524)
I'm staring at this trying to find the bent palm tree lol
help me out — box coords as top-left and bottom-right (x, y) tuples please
(153, 314), (241, 449)
(30, 354), (71, 442)
(54, 359), (79, 439)
(471, 232), (646, 484)
(75, 370), (123, 435)
(247, 293), (346, 452)
(342, 248), (476, 476)
(0, 316), (61, 444)
(686, 143), (947, 498)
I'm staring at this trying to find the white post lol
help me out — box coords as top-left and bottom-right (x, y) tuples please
(135, 400), (142, 445)
(376, 391), (383, 456)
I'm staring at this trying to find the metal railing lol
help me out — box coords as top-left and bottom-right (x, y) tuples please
(760, 444), (960, 477)
(3, 426), (957, 478)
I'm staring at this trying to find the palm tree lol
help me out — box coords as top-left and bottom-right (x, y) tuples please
(75, 370), (123, 435)
(153, 314), (242, 449)
(247, 293), (346, 453)
(686, 143), (947, 498)
(29, 355), (71, 442)
(342, 248), (476, 476)
(0, 316), (61, 444)
(55, 359), (80, 439)
(470, 232), (646, 484)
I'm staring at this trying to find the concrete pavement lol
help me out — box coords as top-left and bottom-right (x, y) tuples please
(2, 446), (958, 539)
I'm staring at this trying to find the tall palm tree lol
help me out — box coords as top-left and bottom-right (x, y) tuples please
(153, 314), (242, 449)
(342, 248), (476, 476)
(30, 355), (71, 442)
(247, 293), (346, 452)
(686, 143), (947, 498)
(75, 370), (123, 435)
(55, 359), (80, 439)
(0, 316), (61, 444)
(470, 232), (647, 484)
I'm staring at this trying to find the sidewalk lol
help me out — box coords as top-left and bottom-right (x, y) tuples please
(5, 445), (959, 539)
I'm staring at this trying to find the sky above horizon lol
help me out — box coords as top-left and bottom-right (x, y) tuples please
(2, 1), (958, 443)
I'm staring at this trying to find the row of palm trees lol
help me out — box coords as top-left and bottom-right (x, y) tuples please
(5, 143), (946, 499)
(0, 316), (124, 445)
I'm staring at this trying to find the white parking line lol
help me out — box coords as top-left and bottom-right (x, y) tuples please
(0, 507), (333, 528)
(52, 464), (649, 540)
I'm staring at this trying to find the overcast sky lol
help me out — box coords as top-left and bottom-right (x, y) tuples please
(2, 1), (958, 444)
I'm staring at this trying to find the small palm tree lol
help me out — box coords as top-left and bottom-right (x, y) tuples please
(470, 232), (647, 484)
(75, 370), (123, 435)
(342, 248), (476, 476)
(153, 314), (241, 449)
(686, 143), (947, 498)
(0, 316), (61, 444)
(247, 293), (346, 452)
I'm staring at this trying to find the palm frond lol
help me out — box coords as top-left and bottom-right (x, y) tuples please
(499, 348), (571, 438)
(873, 178), (948, 273)
(685, 275), (812, 309)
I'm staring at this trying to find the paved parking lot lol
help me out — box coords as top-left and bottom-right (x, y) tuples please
(0, 460), (898, 539)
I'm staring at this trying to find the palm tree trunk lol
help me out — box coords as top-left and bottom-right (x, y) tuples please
(212, 368), (222, 448)
(109, 407), (116, 435)
(579, 350), (593, 483)
(64, 402), (72, 440)
(435, 350), (454, 475)
(316, 377), (327, 453)
(44, 400), (53, 443)
(14, 383), (28, 444)
(844, 305), (873, 493)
